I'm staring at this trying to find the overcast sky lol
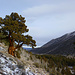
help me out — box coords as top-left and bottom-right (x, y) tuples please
(0, 0), (75, 47)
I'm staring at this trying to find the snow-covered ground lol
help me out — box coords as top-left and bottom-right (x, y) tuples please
(0, 43), (49, 75)
(0, 46), (36, 75)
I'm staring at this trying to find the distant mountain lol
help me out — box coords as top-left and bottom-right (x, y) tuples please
(30, 31), (75, 56)
(22, 47), (32, 51)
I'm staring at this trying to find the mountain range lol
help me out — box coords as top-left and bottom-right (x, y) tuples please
(30, 31), (75, 56)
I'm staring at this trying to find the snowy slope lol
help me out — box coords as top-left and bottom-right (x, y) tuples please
(0, 46), (36, 75)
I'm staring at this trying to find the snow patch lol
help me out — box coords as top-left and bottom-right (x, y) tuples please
(0, 46), (36, 75)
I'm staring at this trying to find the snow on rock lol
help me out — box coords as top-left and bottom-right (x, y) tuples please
(0, 47), (36, 75)
(0, 46), (5, 51)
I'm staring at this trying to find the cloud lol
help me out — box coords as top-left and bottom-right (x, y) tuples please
(22, 1), (75, 47)
(26, 11), (75, 47)
(22, 2), (75, 23)
(22, 2), (75, 18)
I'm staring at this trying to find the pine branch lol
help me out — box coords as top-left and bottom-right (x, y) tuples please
(15, 43), (23, 49)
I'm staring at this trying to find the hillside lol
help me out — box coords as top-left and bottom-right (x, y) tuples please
(0, 43), (36, 75)
(0, 43), (49, 75)
(30, 31), (75, 55)
(0, 43), (75, 75)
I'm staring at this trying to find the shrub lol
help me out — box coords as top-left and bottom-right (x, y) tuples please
(33, 63), (40, 68)
(27, 57), (29, 61)
(30, 55), (32, 60)
(15, 50), (21, 58)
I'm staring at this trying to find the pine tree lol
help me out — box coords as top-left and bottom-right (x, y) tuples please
(0, 12), (36, 56)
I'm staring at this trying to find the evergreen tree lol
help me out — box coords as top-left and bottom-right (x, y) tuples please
(0, 12), (36, 56)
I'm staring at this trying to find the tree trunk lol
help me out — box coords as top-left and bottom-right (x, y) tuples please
(8, 32), (23, 57)
(8, 35), (16, 56)
(8, 41), (23, 57)
(8, 46), (15, 56)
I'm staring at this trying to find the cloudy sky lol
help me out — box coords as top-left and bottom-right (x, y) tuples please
(0, 0), (75, 47)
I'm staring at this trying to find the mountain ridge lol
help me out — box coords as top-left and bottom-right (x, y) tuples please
(30, 31), (75, 56)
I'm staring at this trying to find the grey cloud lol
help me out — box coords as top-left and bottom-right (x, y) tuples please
(22, 2), (75, 18)
(22, 1), (75, 47)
